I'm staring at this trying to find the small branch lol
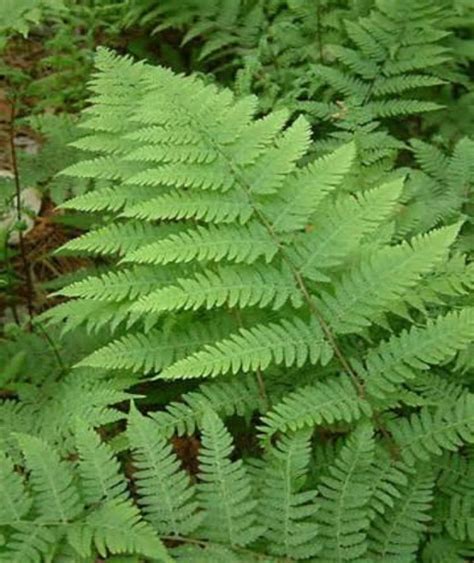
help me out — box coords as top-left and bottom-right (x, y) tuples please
(34, 321), (67, 375)
(8, 98), (35, 330)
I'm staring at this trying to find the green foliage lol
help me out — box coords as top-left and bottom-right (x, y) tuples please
(1, 1), (473, 560)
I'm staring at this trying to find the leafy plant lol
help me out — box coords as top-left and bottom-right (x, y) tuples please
(17, 48), (471, 560)
(0, 1), (473, 561)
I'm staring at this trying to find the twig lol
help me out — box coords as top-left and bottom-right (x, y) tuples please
(34, 321), (67, 375)
(8, 98), (35, 330)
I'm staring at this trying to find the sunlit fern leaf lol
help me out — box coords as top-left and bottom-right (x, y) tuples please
(60, 222), (182, 257)
(41, 299), (134, 335)
(127, 405), (201, 536)
(132, 264), (302, 314)
(57, 265), (187, 303)
(67, 499), (170, 561)
(263, 142), (356, 233)
(121, 190), (254, 224)
(59, 185), (155, 213)
(76, 316), (237, 373)
(291, 178), (403, 280)
(159, 317), (331, 379)
(319, 223), (461, 334)
(122, 222), (278, 265)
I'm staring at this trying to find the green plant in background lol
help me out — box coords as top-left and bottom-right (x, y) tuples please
(0, 0), (65, 45)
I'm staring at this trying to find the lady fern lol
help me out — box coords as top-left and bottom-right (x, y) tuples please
(1, 42), (472, 561)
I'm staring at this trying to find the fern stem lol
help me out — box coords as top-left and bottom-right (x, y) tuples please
(8, 98), (35, 330)
(233, 188), (365, 397)
(217, 149), (366, 397)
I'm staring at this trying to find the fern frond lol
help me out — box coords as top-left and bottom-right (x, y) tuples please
(127, 405), (201, 536)
(150, 375), (261, 437)
(160, 317), (331, 379)
(291, 178), (403, 280)
(74, 422), (128, 505)
(362, 308), (474, 398)
(41, 298), (134, 335)
(58, 265), (184, 302)
(76, 317), (236, 373)
(122, 222), (278, 266)
(16, 433), (82, 523)
(264, 142), (356, 233)
(60, 222), (174, 257)
(259, 430), (320, 559)
(258, 376), (371, 441)
(67, 499), (170, 561)
(59, 184), (154, 213)
(317, 422), (375, 561)
(368, 464), (434, 560)
(388, 396), (474, 464)
(372, 74), (445, 96)
(0, 451), (31, 524)
(320, 223), (461, 334)
(367, 99), (443, 118)
(132, 264), (301, 314)
(197, 410), (262, 546)
(368, 448), (410, 517)
(121, 190), (254, 224)
(446, 495), (474, 541)
(0, 524), (57, 563)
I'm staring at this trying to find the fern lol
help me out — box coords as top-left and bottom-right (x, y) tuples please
(0, 452), (31, 525)
(368, 464), (435, 560)
(3, 24), (473, 561)
(74, 422), (128, 504)
(361, 308), (474, 398)
(259, 375), (371, 441)
(388, 395), (474, 464)
(317, 422), (375, 561)
(16, 433), (82, 523)
(259, 430), (320, 559)
(127, 405), (201, 536)
(196, 409), (262, 546)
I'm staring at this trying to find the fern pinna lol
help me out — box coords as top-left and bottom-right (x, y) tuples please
(14, 48), (471, 560)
